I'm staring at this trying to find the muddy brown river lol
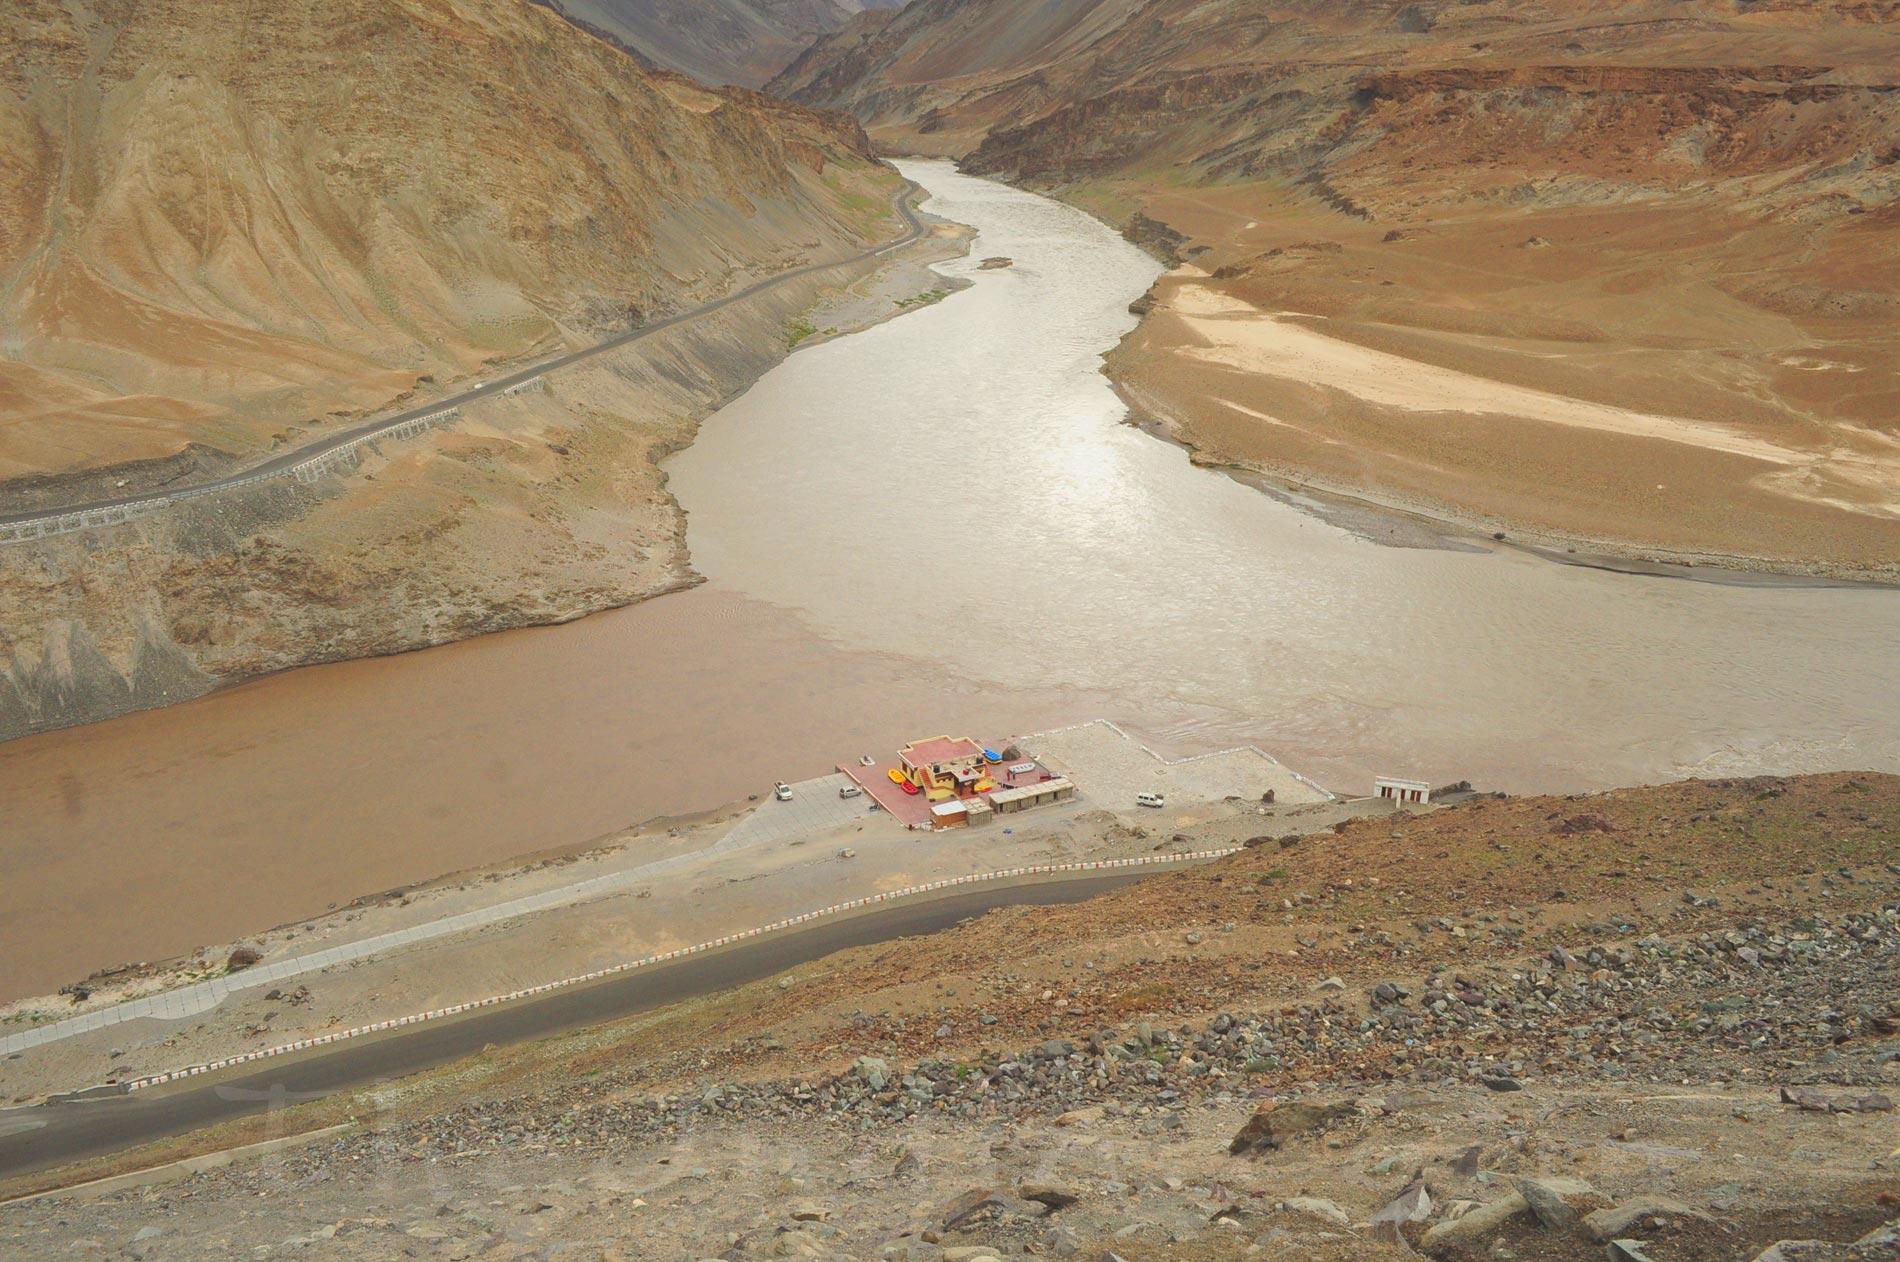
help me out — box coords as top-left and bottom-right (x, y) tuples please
(2, 162), (1895, 1001)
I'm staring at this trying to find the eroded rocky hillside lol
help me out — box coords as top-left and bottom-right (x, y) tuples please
(0, 0), (933, 737)
(774, 0), (1900, 575)
(0, 0), (886, 489)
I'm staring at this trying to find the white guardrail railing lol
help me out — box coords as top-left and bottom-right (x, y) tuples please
(0, 407), (461, 545)
(122, 848), (1241, 1092)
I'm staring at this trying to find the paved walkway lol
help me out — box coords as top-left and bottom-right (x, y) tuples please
(720, 773), (881, 848)
(1027, 719), (1332, 808)
(0, 773), (875, 1057)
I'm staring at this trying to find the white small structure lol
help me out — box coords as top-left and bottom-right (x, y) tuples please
(988, 776), (1075, 814)
(1376, 776), (1431, 806)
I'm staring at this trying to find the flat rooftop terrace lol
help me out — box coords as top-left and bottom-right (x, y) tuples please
(844, 748), (1060, 827)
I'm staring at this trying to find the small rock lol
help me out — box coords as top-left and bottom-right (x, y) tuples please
(1282, 1197), (1350, 1226)
(1420, 1193), (1530, 1251)
(1370, 1180), (1432, 1244)
(853, 1056), (890, 1091)
(1038, 1224), (1081, 1256)
(1018, 1183), (1079, 1213)
(939, 1188), (1034, 1232)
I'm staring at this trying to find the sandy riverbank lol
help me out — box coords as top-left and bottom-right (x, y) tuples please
(0, 724), (1349, 1101)
(1069, 182), (1900, 582)
(0, 586), (1134, 1006)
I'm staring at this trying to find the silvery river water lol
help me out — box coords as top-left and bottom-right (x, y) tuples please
(670, 160), (1898, 792)
(2, 160), (1894, 999)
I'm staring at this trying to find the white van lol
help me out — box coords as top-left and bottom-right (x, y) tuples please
(774, 782), (793, 801)
(1135, 791), (1165, 808)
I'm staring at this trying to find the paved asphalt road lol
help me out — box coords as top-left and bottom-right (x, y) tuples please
(0, 182), (926, 529)
(0, 872), (1138, 1181)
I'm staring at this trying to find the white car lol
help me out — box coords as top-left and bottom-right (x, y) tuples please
(839, 783), (863, 799)
(774, 782), (793, 801)
(1135, 791), (1166, 809)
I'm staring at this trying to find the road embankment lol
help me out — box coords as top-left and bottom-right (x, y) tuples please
(0, 182), (966, 742)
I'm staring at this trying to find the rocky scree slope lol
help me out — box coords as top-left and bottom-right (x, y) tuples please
(9, 774), (1894, 1259)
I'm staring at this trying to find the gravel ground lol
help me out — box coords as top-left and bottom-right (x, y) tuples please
(5, 774), (1894, 1260)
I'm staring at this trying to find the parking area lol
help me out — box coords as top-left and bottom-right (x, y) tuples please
(1023, 720), (1332, 811)
(716, 773), (897, 850)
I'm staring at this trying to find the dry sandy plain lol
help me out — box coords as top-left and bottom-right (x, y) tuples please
(1097, 184), (1898, 579)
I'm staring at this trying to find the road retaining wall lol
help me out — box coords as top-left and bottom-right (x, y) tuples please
(0, 407), (461, 545)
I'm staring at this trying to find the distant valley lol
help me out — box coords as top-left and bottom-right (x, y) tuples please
(541, 0), (908, 88)
(775, 0), (1899, 575)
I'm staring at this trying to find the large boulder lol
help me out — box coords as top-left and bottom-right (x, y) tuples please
(1583, 1196), (1706, 1242)
(1420, 1178), (1599, 1254)
(939, 1188), (1039, 1232)
(1228, 1098), (1356, 1156)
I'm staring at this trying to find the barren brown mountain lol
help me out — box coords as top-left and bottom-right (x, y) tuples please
(775, 0), (1900, 575)
(0, 0), (924, 736)
(542, 0), (908, 89)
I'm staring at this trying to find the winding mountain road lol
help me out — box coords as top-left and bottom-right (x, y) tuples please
(0, 181), (926, 531)
(0, 871), (1133, 1183)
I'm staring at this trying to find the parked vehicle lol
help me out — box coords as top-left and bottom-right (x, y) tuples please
(839, 783), (862, 799)
(774, 782), (793, 801)
(1135, 791), (1166, 808)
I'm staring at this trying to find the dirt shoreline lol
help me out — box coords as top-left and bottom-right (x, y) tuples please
(0, 723), (1332, 1098)
(1118, 385), (1900, 593)
(954, 164), (1897, 585)
(0, 189), (974, 744)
